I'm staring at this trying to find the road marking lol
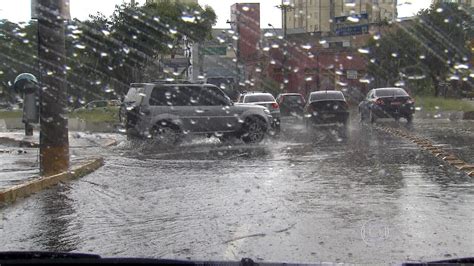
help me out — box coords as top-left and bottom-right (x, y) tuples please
(375, 125), (473, 178)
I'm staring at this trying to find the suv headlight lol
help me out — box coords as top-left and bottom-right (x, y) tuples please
(263, 109), (271, 115)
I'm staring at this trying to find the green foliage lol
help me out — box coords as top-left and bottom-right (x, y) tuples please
(69, 106), (120, 123)
(0, 1), (216, 107)
(416, 96), (474, 112)
(366, 2), (472, 97)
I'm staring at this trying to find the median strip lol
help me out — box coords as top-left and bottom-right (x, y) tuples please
(375, 125), (474, 178)
(0, 157), (104, 204)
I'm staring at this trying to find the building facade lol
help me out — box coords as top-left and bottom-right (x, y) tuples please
(285, 0), (397, 35)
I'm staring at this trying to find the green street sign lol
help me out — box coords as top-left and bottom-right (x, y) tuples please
(202, 46), (227, 56)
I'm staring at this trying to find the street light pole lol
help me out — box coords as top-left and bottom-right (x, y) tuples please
(37, 0), (69, 176)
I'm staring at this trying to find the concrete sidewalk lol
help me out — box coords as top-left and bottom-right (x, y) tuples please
(0, 131), (122, 203)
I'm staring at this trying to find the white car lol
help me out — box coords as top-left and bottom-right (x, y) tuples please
(237, 92), (281, 132)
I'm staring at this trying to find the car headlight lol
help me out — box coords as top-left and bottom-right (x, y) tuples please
(263, 109), (271, 115)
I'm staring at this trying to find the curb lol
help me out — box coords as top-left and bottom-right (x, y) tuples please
(0, 157), (104, 205)
(0, 136), (39, 148)
(375, 126), (474, 178)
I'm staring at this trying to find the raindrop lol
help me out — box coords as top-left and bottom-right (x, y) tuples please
(242, 6), (250, 11)
(419, 55), (426, 59)
(167, 43), (174, 49)
(347, 16), (359, 23)
(415, 107), (422, 111)
(100, 52), (108, 57)
(123, 47), (130, 54)
(395, 80), (405, 87)
(373, 34), (381, 40)
(358, 48), (370, 54)
(181, 15), (196, 23)
(101, 30), (110, 36)
(301, 44), (312, 50)
(346, 55), (353, 60)
(190, 119), (197, 124)
(46, 71), (53, 76)
(454, 63), (469, 70)
(195, 109), (204, 114)
(436, 8), (443, 13)
(305, 77), (313, 81)
(263, 46), (270, 51)
(232, 35), (239, 41)
(391, 53), (398, 58)
(271, 43), (280, 49)
(264, 32), (274, 37)
(319, 39), (327, 44)
(449, 75), (460, 81)
(370, 58), (376, 63)
(270, 60), (276, 65)
(75, 44), (86, 49)
(170, 29), (177, 34)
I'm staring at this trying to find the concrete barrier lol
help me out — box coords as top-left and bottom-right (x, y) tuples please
(0, 157), (104, 205)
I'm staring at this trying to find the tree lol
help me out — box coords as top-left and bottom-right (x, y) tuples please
(366, 2), (472, 96)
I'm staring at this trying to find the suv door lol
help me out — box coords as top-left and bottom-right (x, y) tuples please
(197, 86), (236, 132)
(149, 85), (205, 133)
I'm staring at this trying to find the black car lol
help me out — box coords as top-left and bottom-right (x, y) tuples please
(359, 87), (415, 123)
(276, 93), (305, 117)
(304, 91), (349, 127)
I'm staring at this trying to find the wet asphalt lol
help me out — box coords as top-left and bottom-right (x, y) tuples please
(0, 116), (473, 264)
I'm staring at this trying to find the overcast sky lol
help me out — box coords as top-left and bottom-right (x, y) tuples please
(0, 0), (430, 28)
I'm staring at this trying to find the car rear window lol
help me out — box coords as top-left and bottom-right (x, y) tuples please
(124, 87), (144, 105)
(244, 94), (275, 103)
(283, 95), (303, 103)
(375, 88), (408, 97)
(310, 91), (345, 101)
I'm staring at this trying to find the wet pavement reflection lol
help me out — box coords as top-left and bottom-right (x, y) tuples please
(0, 117), (473, 264)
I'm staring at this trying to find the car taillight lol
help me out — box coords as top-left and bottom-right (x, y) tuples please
(375, 98), (385, 105)
(271, 102), (279, 109)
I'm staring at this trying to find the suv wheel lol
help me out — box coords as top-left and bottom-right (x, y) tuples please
(241, 117), (266, 144)
(151, 122), (182, 145)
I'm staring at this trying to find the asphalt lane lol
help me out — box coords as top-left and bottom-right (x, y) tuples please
(0, 117), (473, 264)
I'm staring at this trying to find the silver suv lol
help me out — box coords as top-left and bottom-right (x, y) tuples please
(122, 82), (272, 144)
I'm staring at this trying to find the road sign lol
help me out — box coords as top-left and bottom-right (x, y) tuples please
(201, 46), (227, 56)
(347, 70), (358, 79)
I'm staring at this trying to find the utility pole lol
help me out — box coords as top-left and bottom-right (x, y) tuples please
(276, 1), (294, 92)
(37, 0), (70, 176)
(277, 1), (293, 39)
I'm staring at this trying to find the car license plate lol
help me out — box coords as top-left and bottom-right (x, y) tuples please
(391, 101), (401, 106)
(323, 114), (336, 118)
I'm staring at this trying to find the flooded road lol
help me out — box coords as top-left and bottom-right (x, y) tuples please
(1, 118), (473, 264)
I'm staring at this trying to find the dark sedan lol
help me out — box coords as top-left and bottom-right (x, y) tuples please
(304, 91), (349, 127)
(359, 87), (415, 123)
(276, 93), (305, 117)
